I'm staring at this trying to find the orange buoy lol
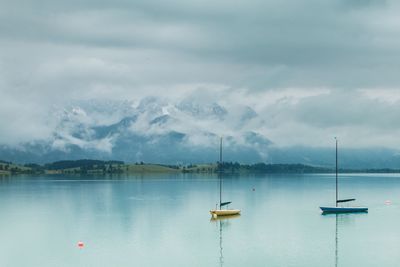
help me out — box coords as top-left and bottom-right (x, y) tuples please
(78, 241), (84, 248)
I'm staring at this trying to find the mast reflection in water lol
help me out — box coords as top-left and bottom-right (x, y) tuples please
(211, 214), (240, 267)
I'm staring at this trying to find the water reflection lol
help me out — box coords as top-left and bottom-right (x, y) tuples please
(324, 213), (367, 267)
(334, 214), (352, 267)
(210, 215), (240, 267)
(2, 174), (398, 267)
(335, 214), (338, 267)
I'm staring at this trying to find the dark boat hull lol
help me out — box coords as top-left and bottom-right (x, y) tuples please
(320, 206), (368, 214)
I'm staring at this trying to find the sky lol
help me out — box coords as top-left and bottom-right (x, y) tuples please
(1, 0), (400, 149)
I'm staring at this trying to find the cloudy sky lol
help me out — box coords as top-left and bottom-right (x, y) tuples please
(1, 0), (400, 149)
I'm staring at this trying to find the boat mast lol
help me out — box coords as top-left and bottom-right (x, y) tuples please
(219, 137), (222, 209)
(335, 137), (338, 207)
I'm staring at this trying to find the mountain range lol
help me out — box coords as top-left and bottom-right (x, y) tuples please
(1, 97), (400, 169)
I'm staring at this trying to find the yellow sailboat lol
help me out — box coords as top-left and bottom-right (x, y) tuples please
(210, 137), (241, 218)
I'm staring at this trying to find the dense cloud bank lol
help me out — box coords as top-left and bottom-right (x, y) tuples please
(1, 89), (400, 149)
(1, 0), (400, 161)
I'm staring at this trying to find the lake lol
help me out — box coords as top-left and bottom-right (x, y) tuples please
(1, 173), (400, 267)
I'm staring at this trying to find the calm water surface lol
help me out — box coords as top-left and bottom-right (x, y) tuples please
(1, 173), (400, 267)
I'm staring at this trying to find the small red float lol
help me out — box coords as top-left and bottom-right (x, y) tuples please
(77, 241), (84, 248)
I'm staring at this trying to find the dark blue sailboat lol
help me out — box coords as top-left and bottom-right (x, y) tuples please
(320, 138), (368, 214)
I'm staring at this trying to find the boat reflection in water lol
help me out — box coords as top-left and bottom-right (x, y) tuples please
(322, 213), (367, 267)
(335, 214), (339, 267)
(210, 214), (240, 267)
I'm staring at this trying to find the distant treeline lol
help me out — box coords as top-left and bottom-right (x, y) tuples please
(2, 159), (400, 175)
(217, 162), (400, 174)
(44, 159), (125, 170)
(218, 162), (330, 173)
(0, 159), (126, 175)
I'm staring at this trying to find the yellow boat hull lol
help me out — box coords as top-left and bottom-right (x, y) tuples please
(210, 209), (241, 217)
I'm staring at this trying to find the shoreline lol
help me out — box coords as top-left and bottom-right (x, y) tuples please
(2, 160), (400, 176)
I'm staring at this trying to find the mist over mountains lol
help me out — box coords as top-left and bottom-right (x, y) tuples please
(1, 96), (400, 169)
(3, 0), (400, 170)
